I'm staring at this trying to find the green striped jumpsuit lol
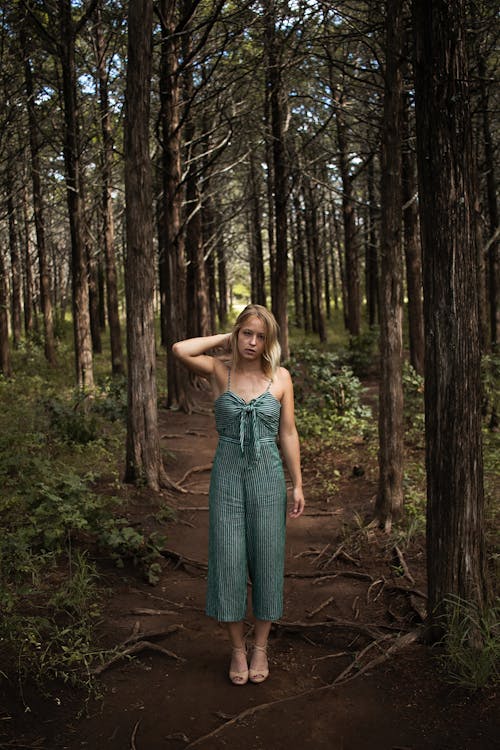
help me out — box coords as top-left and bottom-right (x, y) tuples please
(206, 371), (287, 622)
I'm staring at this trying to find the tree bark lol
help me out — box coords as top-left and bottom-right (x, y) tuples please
(0, 246), (12, 377)
(21, 27), (56, 364)
(20, 181), (35, 337)
(59, 0), (94, 389)
(6, 160), (22, 348)
(264, 0), (289, 358)
(248, 153), (266, 307)
(124, 0), (165, 489)
(366, 154), (379, 328)
(94, 0), (124, 375)
(158, 0), (190, 411)
(335, 97), (360, 337)
(402, 92), (424, 375)
(413, 0), (488, 637)
(375, 0), (405, 530)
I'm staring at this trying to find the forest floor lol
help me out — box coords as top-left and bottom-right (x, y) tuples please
(2, 388), (498, 750)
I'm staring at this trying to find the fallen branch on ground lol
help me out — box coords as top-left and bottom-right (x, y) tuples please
(177, 506), (209, 511)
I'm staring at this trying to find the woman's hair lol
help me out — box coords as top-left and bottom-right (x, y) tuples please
(230, 304), (281, 378)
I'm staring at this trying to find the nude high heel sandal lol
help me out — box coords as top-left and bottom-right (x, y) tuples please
(249, 643), (269, 683)
(229, 646), (249, 685)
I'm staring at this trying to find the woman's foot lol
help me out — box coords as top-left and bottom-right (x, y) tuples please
(229, 646), (248, 685)
(249, 643), (269, 683)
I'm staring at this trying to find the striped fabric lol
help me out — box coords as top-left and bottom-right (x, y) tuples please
(206, 388), (287, 622)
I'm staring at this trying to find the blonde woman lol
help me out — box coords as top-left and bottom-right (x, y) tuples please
(173, 304), (305, 685)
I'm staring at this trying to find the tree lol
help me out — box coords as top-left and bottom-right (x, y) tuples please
(93, 0), (124, 376)
(413, 0), (489, 636)
(124, 0), (176, 490)
(375, 0), (404, 531)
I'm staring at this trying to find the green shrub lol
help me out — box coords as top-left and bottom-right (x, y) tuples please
(286, 347), (371, 438)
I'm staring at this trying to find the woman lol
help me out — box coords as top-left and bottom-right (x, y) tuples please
(172, 304), (305, 685)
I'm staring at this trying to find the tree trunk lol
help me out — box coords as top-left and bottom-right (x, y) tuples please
(264, 0), (289, 358)
(413, 0), (488, 637)
(335, 98), (360, 336)
(216, 225), (227, 328)
(94, 0), (124, 375)
(159, 0), (190, 411)
(402, 92), (424, 375)
(478, 56), (499, 349)
(124, 0), (166, 489)
(375, 0), (405, 530)
(6, 161), (22, 348)
(0, 246), (12, 377)
(249, 153), (266, 307)
(59, 0), (94, 389)
(20, 181), (35, 337)
(366, 155), (379, 328)
(21, 28), (56, 364)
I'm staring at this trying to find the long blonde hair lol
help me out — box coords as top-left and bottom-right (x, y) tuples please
(230, 304), (281, 379)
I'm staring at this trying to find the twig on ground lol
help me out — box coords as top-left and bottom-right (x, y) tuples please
(130, 608), (178, 616)
(306, 595), (336, 619)
(92, 639), (185, 675)
(351, 595), (360, 620)
(165, 733), (190, 743)
(393, 545), (415, 584)
(286, 570), (372, 582)
(367, 578), (385, 603)
(302, 510), (343, 517)
(178, 464), (212, 486)
(130, 719), (141, 750)
(185, 430), (208, 437)
(312, 543), (331, 566)
(124, 625), (182, 645)
(186, 489), (209, 496)
(312, 651), (349, 662)
(161, 433), (185, 439)
(161, 547), (208, 572)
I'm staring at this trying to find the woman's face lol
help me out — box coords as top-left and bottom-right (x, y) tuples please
(237, 315), (266, 361)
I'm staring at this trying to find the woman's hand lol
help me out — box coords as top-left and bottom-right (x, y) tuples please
(289, 486), (305, 518)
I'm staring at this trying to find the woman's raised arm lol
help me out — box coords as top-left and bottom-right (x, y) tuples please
(172, 333), (230, 376)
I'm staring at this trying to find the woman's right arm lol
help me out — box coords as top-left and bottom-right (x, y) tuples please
(172, 333), (230, 376)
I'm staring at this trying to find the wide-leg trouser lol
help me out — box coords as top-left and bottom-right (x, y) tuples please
(206, 437), (287, 622)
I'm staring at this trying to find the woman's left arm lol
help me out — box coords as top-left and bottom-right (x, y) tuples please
(278, 367), (305, 518)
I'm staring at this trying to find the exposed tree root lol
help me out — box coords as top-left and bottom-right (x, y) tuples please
(129, 608), (178, 616)
(393, 544), (415, 584)
(161, 547), (208, 572)
(306, 594), (336, 619)
(92, 638), (185, 675)
(178, 463), (212, 486)
(274, 616), (385, 640)
(183, 629), (420, 749)
(130, 719), (141, 750)
(286, 570), (372, 582)
(176, 505), (209, 511)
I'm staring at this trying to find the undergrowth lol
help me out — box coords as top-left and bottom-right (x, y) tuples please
(436, 595), (500, 690)
(0, 343), (165, 701)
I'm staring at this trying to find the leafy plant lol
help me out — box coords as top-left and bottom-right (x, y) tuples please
(436, 595), (500, 690)
(286, 346), (371, 439)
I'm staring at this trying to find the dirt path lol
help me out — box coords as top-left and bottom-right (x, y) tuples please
(7, 398), (498, 749)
